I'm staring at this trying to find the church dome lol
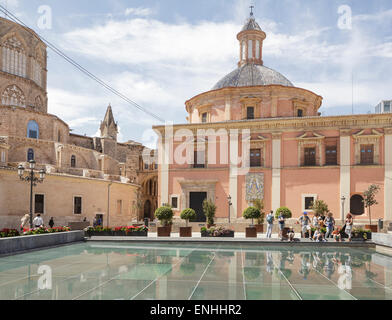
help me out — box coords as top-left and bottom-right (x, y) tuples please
(212, 64), (294, 90)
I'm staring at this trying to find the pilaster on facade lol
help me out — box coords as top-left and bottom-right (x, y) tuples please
(271, 132), (281, 212)
(339, 131), (351, 221)
(385, 128), (392, 221)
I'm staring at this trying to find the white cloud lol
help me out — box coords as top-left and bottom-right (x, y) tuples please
(354, 9), (392, 22)
(0, 0), (18, 10)
(125, 7), (153, 17)
(55, 9), (391, 140)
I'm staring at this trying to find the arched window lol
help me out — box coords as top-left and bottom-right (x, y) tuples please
(2, 85), (26, 107)
(71, 155), (76, 168)
(248, 40), (253, 59)
(350, 195), (365, 215)
(32, 48), (44, 87)
(242, 41), (246, 60)
(255, 40), (260, 59)
(27, 120), (39, 139)
(57, 130), (61, 142)
(27, 148), (34, 161)
(1, 36), (26, 77)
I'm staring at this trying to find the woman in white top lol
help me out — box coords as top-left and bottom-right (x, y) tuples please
(345, 213), (354, 241)
(20, 213), (30, 231)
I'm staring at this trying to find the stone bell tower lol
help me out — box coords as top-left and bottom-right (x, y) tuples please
(99, 104), (118, 159)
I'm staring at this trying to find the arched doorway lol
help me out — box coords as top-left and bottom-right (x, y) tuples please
(144, 200), (152, 219)
(350, 195), (365, 215)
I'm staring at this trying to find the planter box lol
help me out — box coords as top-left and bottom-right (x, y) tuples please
(180, 227), (192, 237)
(255, 224), (264, 233)
(365, 225), (378, 233)
(246, 227), (257, 238)
(126, 231), (148, 237)
(157, 226), (171, 237)
(201, 230), (235, 238)
(114, 231), (126, 236)
(87, 231), (113, 237)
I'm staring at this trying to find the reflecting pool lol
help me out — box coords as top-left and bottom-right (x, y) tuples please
(0, 242), (391, 300)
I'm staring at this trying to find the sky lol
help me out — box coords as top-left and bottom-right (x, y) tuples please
(1, 0), (391, 147)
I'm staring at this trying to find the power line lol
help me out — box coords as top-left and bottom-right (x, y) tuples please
(0, 5), (166, 123)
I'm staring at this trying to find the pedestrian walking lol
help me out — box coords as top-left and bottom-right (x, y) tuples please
(298, 212), (311, 238)
(20, 213), (30, 231)
(324, 212), (335, 239)
(278, 213), (285, 240)
(49, 217), (55, 228)
(32, 214), (44, 228)
(266, 210), (274, 238)
(345, 213), (354, 241)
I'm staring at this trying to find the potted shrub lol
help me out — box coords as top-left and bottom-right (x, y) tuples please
(155, 206), (173, 237)
(275, 207), (292, 240)
(363, 184), (380, 232)
(180, 208), (196, 237)
(252, 199), (265, 233)
(203, 199), (217, 228)
(243, 207), (261, 238)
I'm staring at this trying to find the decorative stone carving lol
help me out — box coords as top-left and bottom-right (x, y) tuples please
(353, 129), (383, 165)
(245, 173), (264, 201)
(1, 85), (26, 107)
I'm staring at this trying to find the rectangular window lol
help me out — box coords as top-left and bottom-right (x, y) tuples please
(250, 149), (262, 167)
(297, 109), (303, 117)
(144, 163), (149, 170)
(74, 197), (82, 214)
(304, 147), (316, 166)
(1, 151), (5, 163)
(201, 112), (208, 123)
(360, 144), (374, 165)
(34, 194), (44, 214)
(325, 146), (337, 165)
(154, 163), (158, 170)
(305, 197), (315, 210)
(171, 196), (178, 210)
(247, 107), (255, 120)
(29, 130), (37, 139)
(116, 200), (122, 215)
(193, 151), (205, 168)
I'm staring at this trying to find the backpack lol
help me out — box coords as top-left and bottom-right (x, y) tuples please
(267, 215), (274, 224)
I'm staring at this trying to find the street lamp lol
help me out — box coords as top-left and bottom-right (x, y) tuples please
(227, 195), (232, 224)
(18, 160), (46, 229)
(341, 196), (346, 225)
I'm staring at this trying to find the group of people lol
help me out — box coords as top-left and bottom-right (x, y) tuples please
(20, 214), (56, 231)
(265, 210), (355, 242)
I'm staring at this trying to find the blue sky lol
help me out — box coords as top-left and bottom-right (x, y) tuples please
(2, 0), (392, 146)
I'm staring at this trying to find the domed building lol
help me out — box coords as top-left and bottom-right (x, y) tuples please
(0, 17), (158, 229)
(154, 12), (392, 228)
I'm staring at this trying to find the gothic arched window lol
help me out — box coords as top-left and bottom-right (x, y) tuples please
(27, 120), (39, 139)
(27, 148), (34, 161)
(1, 85), (26, 107)
(32, 47), (44, 87)
(71, 155), (76, 168)
(1, 36), (27, 77)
